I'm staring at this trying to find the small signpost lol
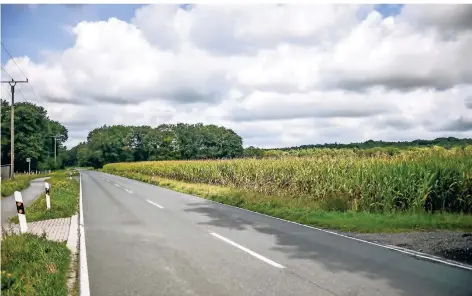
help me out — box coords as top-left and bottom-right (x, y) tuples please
(26, 157), (31, 174)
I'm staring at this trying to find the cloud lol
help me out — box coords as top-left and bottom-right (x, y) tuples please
(436, 116), (472, 132)
(229, 90), (397, 122)
(319, 11), (472, 92)
(3, 4), (472, 148)
(400, 4), (472, 34)
(465, 96), (472, 109)
(374, 115), (415, 130)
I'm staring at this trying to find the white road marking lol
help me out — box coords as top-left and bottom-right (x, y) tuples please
(147, 199), (164, 209)
(79, 174), (91, 296)
(210, 232), (285, 269)
(125, 189), (133, 194)
(191, 194), (472, 272)
(103, 172), (472, 271)
(115, 184), (120, 188)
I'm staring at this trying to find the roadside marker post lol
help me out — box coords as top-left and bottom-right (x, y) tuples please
(45, 182), (51, 210)
(14, 191), (28, 233)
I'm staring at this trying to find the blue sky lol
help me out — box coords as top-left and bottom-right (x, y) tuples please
(1, 4), (144, 64)
(1, 4), (404, 65)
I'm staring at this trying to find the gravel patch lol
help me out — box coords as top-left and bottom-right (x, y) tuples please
(337, 230), (472, 265)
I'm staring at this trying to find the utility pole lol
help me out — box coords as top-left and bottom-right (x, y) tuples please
(51, 135), (62, 166)
(1, 78), (28, 179)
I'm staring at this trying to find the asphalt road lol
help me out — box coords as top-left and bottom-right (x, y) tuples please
(81, 170), (472, 296)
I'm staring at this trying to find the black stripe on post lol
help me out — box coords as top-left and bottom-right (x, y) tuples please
(45, 188), (50, 194)
(16, 201), (25, 215)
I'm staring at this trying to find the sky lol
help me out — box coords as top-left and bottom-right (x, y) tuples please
(1, 4), (472, 149)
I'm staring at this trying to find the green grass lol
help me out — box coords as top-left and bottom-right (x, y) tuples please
(1, 173), (50, 198)
(9, 171), (79, 224)
(104, 170), (472, 233)
(1, 232), (71, 296)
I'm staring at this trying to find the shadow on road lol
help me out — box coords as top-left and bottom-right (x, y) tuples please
(183, 201), (472, 296)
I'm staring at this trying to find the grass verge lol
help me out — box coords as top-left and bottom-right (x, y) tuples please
(103, 170), (472, 233)
(1, 232), (71, 296)
(9, 171), (79, 224)
(1, 173), (50, 198)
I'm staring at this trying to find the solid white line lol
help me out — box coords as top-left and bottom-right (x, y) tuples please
(125, 189), (133, 194)
(79, 173), (91, 296)
(115, 184), (120, 188)
(207, 201), (472, 271)
(210, 232), (285, 269)
(206, 202), (472, 271)
(102, 172), (472, 272)
(385, 245), (472, 271)
(147, 199), (164, 209)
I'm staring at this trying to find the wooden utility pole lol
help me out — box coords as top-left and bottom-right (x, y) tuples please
(1, 78), (28, 179)
(51, 135), (62, 166)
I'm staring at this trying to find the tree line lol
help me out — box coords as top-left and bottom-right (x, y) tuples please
(1, 99), (68, 172)
(268, 137), (472, 151)
(65, 123), (245, 168)
(242, 137), (472, 158)
(3, 100), (471, 170)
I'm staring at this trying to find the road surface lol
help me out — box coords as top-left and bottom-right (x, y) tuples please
(81, 170), (472, 296)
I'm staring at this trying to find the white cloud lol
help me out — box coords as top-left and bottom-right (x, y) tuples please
(3, 4), (472, 149)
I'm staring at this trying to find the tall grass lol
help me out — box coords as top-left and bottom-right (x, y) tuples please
(103, 146), (472, 214)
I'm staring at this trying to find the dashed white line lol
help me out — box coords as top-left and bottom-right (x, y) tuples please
(125, 189), (133, 194)
(115, 184), (120, 188)
(209, 232), (285, 269)
(147, 199), (164, 209)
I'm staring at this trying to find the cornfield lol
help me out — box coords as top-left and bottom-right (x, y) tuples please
(103, 146), (472, 213)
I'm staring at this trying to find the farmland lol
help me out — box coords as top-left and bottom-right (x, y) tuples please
(102, 145), (472, 232)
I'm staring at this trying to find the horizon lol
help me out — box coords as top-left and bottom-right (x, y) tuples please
(2, 4), (472, 149)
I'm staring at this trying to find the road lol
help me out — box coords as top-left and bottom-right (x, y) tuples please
(81, 170), (472, 296)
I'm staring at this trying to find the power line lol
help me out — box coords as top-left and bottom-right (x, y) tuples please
(1, 65), (13, 80)
(2, 66), (26, 101)
(1, 83), (11, 100)
(1, 42), (40, 101)
(17, 84), (27, 100)
(1, 42), (29, 80)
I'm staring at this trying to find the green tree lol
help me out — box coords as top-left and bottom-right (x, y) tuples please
(0, 100), (68, 173)
(67, 122), (245, 167)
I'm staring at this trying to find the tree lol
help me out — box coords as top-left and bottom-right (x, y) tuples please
(67, 122), (245, 167)
(0, 100), (69, 172)
(244, 146), (264, 158)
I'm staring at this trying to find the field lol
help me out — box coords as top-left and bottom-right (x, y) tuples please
(102, 146), (472, 232)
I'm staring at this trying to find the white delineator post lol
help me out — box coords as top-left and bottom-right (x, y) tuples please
(14, 191), (28, 233)
(45, 182), (51, 210)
